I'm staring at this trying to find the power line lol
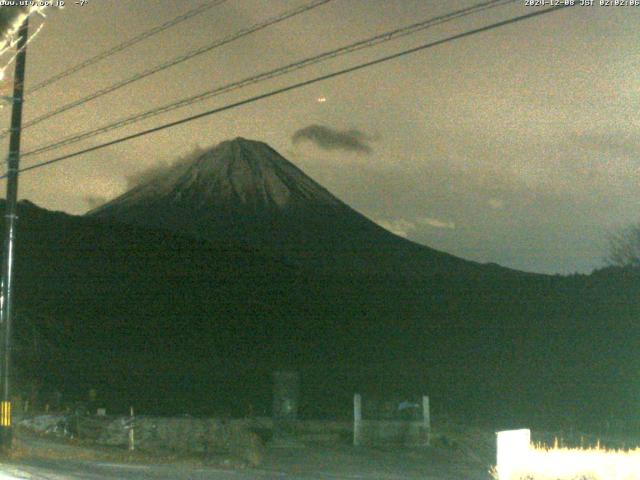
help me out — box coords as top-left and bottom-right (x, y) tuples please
(5, 4), (573, 179)
(17, 1), (228, 99)
(23, 0), (513, 159)
(0, 0), (333, 139)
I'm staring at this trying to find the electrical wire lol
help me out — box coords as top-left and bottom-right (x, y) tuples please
(0, 0), (333, 139)
(23, 0), (513, 159)
(15, 1), (228, 98)
(4, 4), (573, 179)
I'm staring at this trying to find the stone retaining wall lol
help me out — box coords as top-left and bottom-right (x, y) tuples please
(18, 414), (263, 464)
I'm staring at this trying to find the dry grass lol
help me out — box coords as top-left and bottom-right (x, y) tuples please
(11, 431), (188, 464)
(491, 443), (640, 480)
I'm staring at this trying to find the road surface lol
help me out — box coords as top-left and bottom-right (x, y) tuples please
(0, 443), (493, 479)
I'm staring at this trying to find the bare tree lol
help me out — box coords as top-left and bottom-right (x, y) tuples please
(607, 225), (640, 268)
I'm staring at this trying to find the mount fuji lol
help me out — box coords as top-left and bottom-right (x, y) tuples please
(88, 137), (494, 276)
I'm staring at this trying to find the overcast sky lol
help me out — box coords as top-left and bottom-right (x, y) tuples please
(0, 0), (637, 275)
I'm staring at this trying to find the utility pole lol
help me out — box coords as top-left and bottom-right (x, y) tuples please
(0, 16), (29, 452)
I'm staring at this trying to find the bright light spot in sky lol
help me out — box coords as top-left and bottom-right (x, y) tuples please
(0, 8), (49, 109)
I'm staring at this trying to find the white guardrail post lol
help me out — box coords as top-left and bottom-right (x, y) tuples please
(422, 395), (430, 446)
(128, 406), (135, 451)
(353, 393), (362, 446)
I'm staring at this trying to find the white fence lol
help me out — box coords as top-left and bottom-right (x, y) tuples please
(353, 394), (430, 447)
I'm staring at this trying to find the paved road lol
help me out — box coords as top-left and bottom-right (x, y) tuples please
(0, 462), (454, 480)
(0, 461), (484, 480)
(1, 460), (311, 480)
(0, 448), (491, 480)
(0, 437), (493, 479)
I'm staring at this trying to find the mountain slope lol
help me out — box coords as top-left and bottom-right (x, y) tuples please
(90, 138), (341, 216)
(88, 137), (497, 277)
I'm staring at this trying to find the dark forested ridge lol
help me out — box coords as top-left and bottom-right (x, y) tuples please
(4, 198), (639, 432)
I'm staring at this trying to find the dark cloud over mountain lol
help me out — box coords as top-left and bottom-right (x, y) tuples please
(291, 124), (373, 154)
(124, 147), (205, 189)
